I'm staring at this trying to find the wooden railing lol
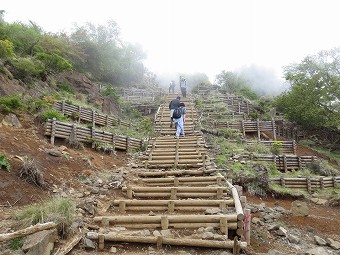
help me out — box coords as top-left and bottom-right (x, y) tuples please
(245, 140), (296, 155)
(44, 119), (145, 151)
(53, 100), (131, 127)
(269, 176), (340, 192)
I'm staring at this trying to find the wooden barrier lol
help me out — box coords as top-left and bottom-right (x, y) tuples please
(87, 232), (247, 251)
(139, 176), (225, 187)
(93, 215), (239, 234)
(245, 154), (317, 172)
(44, 119), (145, 151)
(269, 176), (340, 192)
(54, 100), (131, 127)
(212, 119), (276, 140)
(113, 199), (235, 213)
(137, 168), (217, 177)
(122, 186), (231, 199)
(246, 140), (296, 155)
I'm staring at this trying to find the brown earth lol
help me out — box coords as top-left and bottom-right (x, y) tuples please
(1, 115), (340, 255)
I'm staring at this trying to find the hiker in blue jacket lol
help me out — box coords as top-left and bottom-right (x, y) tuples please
(169, 96), (181, 128)
(173, 102), (186, 139)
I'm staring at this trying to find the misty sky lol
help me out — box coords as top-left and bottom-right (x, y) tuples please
(2, 0), (340, 83)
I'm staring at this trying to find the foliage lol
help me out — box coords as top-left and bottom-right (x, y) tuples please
(0, 95), (24, 113)
(245, 142), (271, 154)
(66, 131), (84, 150)
(58, 81), (75, 94)
(27, 96), (56, 113)
(35, 52), (72, 73)
(40, 109), (67, 121)
(221, 128), (243, 141)
(0, 154), (11, 172)
(0, 39), (15, 58)
(306, 160), (338, 176)
(101, 84), (120, 101)
(15, 196), (76, 237)
(271, 141), (283, 155)
(274, 47), (340, 130)
(215, 71), (249, 94)
(8, 237), (24, 251)
(239, 86), (258, 100)
(139, 117), (154, 137)
(7, 57), (44, 82)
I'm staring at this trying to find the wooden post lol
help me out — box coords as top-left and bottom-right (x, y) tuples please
(119, 201), (126, 213)
(161, 216), (169, 230)
(98, 234), (105, 250)
(320, 177), (324, 189)
(101, 218), (109, 227)
(91, 127), (96, 148)
(280, 176), (285, 188)
(168, 201), (175, 213)
(245, 208), (251, 245)
(78, 106), (81, 123)
(240, 196), (246, 209)
(283, 155), (287, 172)
(257, 119), (260, 140)
(241, 120), (245, 137)
(127, 186), (133, 199)
(170, 187), (177, 199)
(217, 187), (223, 199)
(61, 100), (65, 115)
(51, 118), (56, 145)
(272, 118), (276, 140)
(307, 177), (311, 193)
(126, 137), (130, 152)
(220, 216), (228, 236)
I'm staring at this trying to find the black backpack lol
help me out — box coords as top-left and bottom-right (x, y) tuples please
(172, 107), (182, 119)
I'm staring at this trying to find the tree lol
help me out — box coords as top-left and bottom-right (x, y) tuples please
(274, 47), (340, 129)
(215, 71), (248, 94)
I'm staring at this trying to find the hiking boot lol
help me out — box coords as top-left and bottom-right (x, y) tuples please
(170, 122), (173, 128)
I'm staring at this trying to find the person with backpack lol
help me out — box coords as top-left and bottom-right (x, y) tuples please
(173, 102), (186, 139)
(169, 96), (181, 128)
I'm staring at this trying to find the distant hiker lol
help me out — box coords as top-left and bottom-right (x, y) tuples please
(169, 80), (176, 93)
(180, 77), (187, 97)
(173, 102), (186, 139)
(169, 96), (181, 128)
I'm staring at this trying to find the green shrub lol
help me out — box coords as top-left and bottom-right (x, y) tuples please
(40, 110), (66, 121)
(8, 237), (24, 251)
(0, 95), (24, 113)
(58, 81), (74, 94)
(0, 154), (11, 172)
(27, 96), (56, 113)
(15, 196), (76, 237)
(35, 52), (72, 73)
(0, 39), (15, 59)
(8, 57), (44, 82)
(271, 141), (283, 155)
(101, 85), (120, 101)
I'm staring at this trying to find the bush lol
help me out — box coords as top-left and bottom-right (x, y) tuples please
(35, 52), (72, 73)
(8, 57), (44, 82)
(15, 196), (76, 237)
(8, 237), (24, 251)
(0, 39), (15, 59)
(19, 156), (44, 186)
(0, 95), (24, 113)
(58, 81), (74, 94)
(0, 154), (11, 172)
(27, 96), (56, 113)
(40, 110), (67, 121)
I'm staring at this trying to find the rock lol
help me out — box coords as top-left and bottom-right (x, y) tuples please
(109, 246), (117, 253)
(252, 217), (262, 224)
(161, 229), (172, 237)
(202, 232), (214, 240)
(291, 200), (309, 216)
(311, 198), (328, 205)
(47, 149), (62, 157)
(22, 229), (58, 255)
(326, 238), (340, 250)
(1, 113), (22, 128)
(267, 250), (284, 255)
(152, 230), (161, 237)
(82, 237), (96, 249)
(287, 234), (300, 244)
(205, 208), (221, 215)
(277, 226), (287, 236)
(314, 236), (327, 246)
(305, 247), (330, 255)
(267, 224), (280, 231)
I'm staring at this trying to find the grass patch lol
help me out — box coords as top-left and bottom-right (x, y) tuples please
(15, 196), (76, 238)
(8, 237), (24, 251)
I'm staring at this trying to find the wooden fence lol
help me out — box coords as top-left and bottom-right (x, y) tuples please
(213, 119), (276, 140)
(44, 119), (145, 151)
(269, 176), (340, 192)
(53, 100), (131, 127)
(120, 88), (163, 102)
(243, 154), (317, 172)
(245, 140), (296, 155)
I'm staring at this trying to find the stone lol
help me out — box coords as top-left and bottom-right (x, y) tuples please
(277, 226), (287, 236)
(205, 208), (222, 215)
(1, 113), (22, 128)
(82, 237), (96, 249)
(22, 229), (58, 255)
(109, 246), (117, 253)
(287, 234), (300, 244)
(291, 200), (309, 216)
(202, 232), (214, 240)
(311, 198), (328, 205)
(326, 238), (340, 250)
(161, 229), (172, 237)
(305, 247), (330, 255)
(152, 230), (161, 237)
(314, 236), (327, 246)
